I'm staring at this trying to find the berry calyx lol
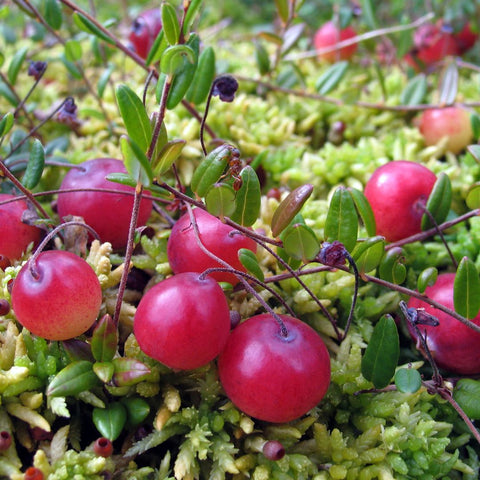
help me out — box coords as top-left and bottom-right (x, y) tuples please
(93, 437), (113, 457)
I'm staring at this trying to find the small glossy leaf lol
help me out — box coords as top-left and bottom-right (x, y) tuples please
(281, 23), (305, 55)
(183, 0), (203, 34)
(466, 183), (480, 209)
(378, 247), (406, 285)
(60, 54), (82, 79)
(315, 61), (349, 96)
(115, 84), (152, 152)
(255, 42), (270, 75)
(44, 0), (62, 29)
(92, 402), (127, 440)
(161, 3), (180, 45)
(0, 81), (18, 106)
(421, 172), (452, 230)
(417, 267), (438, 294)
(351, 236), (385, 274)
(160, 44), (195, 77)
(271, 184), (313, 237)
(8, 46), (28, 84)
(230, 166), (261, 227)
(146, 30), (168, 66)
(348, 187), (376, 237)
(0, 112), (14, 137)
(205, 183), (236, 218)
(361, 315), (400, 389)
(282, 223), (320, 261)
(72, 12), (115, 45)
(394, 367), (422, 393)
(111, 358), (151, 386)
(454, 256), (480, 319)
(105, 172), (137, 188)
(471, 113), (480, 140)
(274, 0), (290, 23)
(186, 46), (216, 104)
(120, 135), (154, 186)
(361, 0), (377, 28)
(91, 314), (118, 363)
(324, 186), (358, 253)
(93, 361), (114, 383)
(453, 378), (480, 420)
(400, 74), (427, 106)
(97, 64), (114, 99)
(152, 139), (186, 176)
(238, 248), (264, 282)
(47, 361), (100, 397)
(467, 145), (480, 164)
(438, 62), (458, 106)
(64, 39), (82, 62)
(122, 397), (151, 426)
(23, 139), (45, 190)
(62, 339), (94, 362)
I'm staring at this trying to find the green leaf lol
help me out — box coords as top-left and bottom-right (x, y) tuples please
(282, 223), (320, 261)
(361, 0), (377, 28)
(0, 81), (18, 106)
(160, 44), (196, 77)
(417, 267), (438, 294)
(394, 367), (422, 393)
(8, 46), (28, 84)
(361, 315), (400, 389)
(91, 315), (118, 363)
(230, 166), (261, 227)
(400, 74), (427, 106)
(60, 54), (82, 79)
(348, 187), (376, 237)
(255, 42), (271, 76)
(421, 172), (452, 230)
(111, 358), (151, 386)
(271, 184), (313, 237)
(151, 139), (186, 177)
(145, 30), (168, 66)
(466, 183), (480, 209)
(92, 402), (127, 440)
(183, 0), (203, 34)
(161, 2), (180, 45)
(274, 0), (289, 23)
(453, 378), (480, 420)
(186, 46), (216, 104)
(467, 145), (480, 164)
(238, 248), (264, 282)
(454, 256), (480, 319)
(93, 361), (114, 383)
(120, 135), (154, 186)
(47, 361), (100, 397)
(315, 61), (349, 96)
(44, 0), (62, 29)
(281, 23), (305, 55)
(471, 113), (480, 140)
(122, 397), (151, 426)
(205, 183), (236, 218)
(438, 62), (458, 106)
(0, 112), (14, 137)
(378, 247), (406, 285)
(64, 39), (82, 62)
(22, 139), (45, 190)
(351, 236), (385, 274)
(72, 12), (115, 45)
(115, 84), (152, 152)
(324, 186), (358, 253)
(97, 64), (114, 99)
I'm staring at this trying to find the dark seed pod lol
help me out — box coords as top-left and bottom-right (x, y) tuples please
(0, 299), (10, 316)
(0, 431), (12, 451)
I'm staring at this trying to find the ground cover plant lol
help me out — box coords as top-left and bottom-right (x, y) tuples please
(1, 0), (480, 478)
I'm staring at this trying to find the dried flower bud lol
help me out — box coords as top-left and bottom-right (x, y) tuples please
(28, 61), (47, 81)
(318, 241), (347, 267)
(57, 97), (80, 127)
(212, 75), (239, 102)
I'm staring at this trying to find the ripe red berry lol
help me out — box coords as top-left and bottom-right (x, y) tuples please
(364, 161), (437, 242)
(407, 273), (480, 375)
(129, 8), (162, 59)
(56, 158), (153, 250)
(418, 107), (473, 155)
(24, 467), (44, 480)
(313, 21), (357, 62)
(0, 431), (12, 451)
(0, 194), (41, 261)
(11, 250), (102, 341)
(134, 272), (231, 370)
(218, 314), (331, 423)
(93, 437), (113, 457)
(453, 22), (478, 54)
(167, 208), (257, 286)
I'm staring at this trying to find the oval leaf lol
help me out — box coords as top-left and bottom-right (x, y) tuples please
(417, 267), (438, 294)
(72, 12), (115, 45)
(274, 0), (289, 24)
(348, 187), (376, 237)
(92, 402), (127, 441)
(120, 135), (154, 186)
(271, 184), (313, 237)
(122, 397), (151, 426)
(161, 2), (180, 45)
(65, 39), (82, 62)
(282, 223), (320, 261)
(0, 112), (14, 137)
(23, 138), (45, 190)
(47, 361), (100, 397)
(115, 84), (152, 152)
(400, 74), (427, 106)
(361, 315), (400, 389)
(466, 183), (480, 209)
(421, 172), (452, 230)
(183, 0), (203, 34)
(238, 248), (264, 282)
(438, 62), (458, 106)
(111, 358), (151, 386)
(324, 186), (358, 253)
(44, 0), (62, 30)
(453, 378), (480, 420)
(91, 314), (118, 363)
(255, 42), (271, 76)
(351, 236), (385, 274)
(230, 166), (261, 227)
(205, 183), (236, 218)
(186, 46), (216, 105)
(378, 247), (406, 285)
(454, 256), (480, 319)
(160, 44), (196, 77)
(152, 139), (186, 176)
(146, 30), (168, 66)
(394, 367), (422, 393)
(315, 61), (349, 96)
(97, 64), (114, 99)
(8, 46), (28, 85)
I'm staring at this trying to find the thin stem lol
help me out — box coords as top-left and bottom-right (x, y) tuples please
(339, 250), (359, 341)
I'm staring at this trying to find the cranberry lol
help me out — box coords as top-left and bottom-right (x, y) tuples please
(128, 9), (162, 59)
(313, 21), (357, 62)
(24, 467), (44, 480)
